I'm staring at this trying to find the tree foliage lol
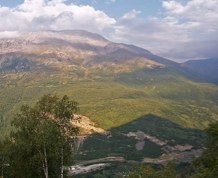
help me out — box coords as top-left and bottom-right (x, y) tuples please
(192, 121), (218, 178)
(2, 94), (79, 178)
(127, 163), (177, 178)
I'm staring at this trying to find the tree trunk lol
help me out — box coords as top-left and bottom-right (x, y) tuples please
(38, 148), (49, 178)
(43, 145), (49, 178)
(60, 147), (64, 178)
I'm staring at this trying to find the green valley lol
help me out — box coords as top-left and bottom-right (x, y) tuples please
(0, 65), (218, 138)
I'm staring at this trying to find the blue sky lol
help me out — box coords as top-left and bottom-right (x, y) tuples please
(0, 0), (23, 7)
(0, 0), (163, 18)
(74, 0), (163, 18)
(0, 0), (218, 61)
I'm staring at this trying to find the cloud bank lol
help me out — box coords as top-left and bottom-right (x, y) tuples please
(0, 0), (116, 32)
(111, 0), (218, 61)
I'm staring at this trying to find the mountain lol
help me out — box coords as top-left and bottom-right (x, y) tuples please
(0, 30), (176, 73)
(182, 58), (218, 84)
(0, 30), (218, 140)
(1, 31), (218, 176)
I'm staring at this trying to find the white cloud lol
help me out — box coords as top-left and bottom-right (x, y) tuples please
(0, 0), (116, 33)
(109, 0), (218, 61)
(0, 31), (20, 38)
(122, 9), (141, 20)
(162, 1), (187, 14)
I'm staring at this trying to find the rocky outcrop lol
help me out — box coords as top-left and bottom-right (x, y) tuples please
(71, 114), (108, 135)
(70, 114), (109, 151)
(66, 163), (111, 176)
(125, 130), (167, 150)
(142, 149), (203, 165)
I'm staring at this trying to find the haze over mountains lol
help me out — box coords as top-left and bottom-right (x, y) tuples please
(183, 58), (218, 84)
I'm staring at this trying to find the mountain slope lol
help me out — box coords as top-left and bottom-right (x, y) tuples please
(0, 30), (218, 139)
(182, 58), (218, 84)
(0, 30), (175, 73)
(77, 114), (205, 161)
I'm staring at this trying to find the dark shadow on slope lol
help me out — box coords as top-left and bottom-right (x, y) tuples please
(76, 114), (205, 161)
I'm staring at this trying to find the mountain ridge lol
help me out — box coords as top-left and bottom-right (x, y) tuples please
(182, 58), (218, 84)
(0, 30), (177, 72)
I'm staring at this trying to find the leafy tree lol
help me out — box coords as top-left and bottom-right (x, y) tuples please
(127, 165), (155, 178)
(127, 163), (177, 178)
(156, 163), (177, 178)
(3, 94), (79, 178)
(192, 121), (218, 178)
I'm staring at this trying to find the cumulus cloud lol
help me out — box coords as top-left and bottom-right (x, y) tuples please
(0, 0), (116, 33)
(110, 0), (218, 61)
(162, 1), (187, 14)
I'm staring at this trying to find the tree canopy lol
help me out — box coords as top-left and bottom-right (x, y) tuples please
(127, 163), (177, 178)
(2, 94), (79, 178)
(126, 122), (218, 178)
(192, 121), (218, 178)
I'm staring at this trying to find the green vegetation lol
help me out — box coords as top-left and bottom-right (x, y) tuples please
(1, 95), (79, 178)
(0, 66), (218, 140)
(125, 121), (218, 178)
(127, 163), (177, 178)
(192, 121), (218, 178)
(0, 69), (216, 177)
(76, 120), (218, 178)
(1, 32), (217, 177)
(77, 115), (205, 161)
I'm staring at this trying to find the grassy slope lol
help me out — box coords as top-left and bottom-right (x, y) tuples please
(0, 67), (218, 139)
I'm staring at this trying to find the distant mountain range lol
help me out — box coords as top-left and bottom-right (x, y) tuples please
(0, 30), (217, 84)
(182, 58), (218, 84)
